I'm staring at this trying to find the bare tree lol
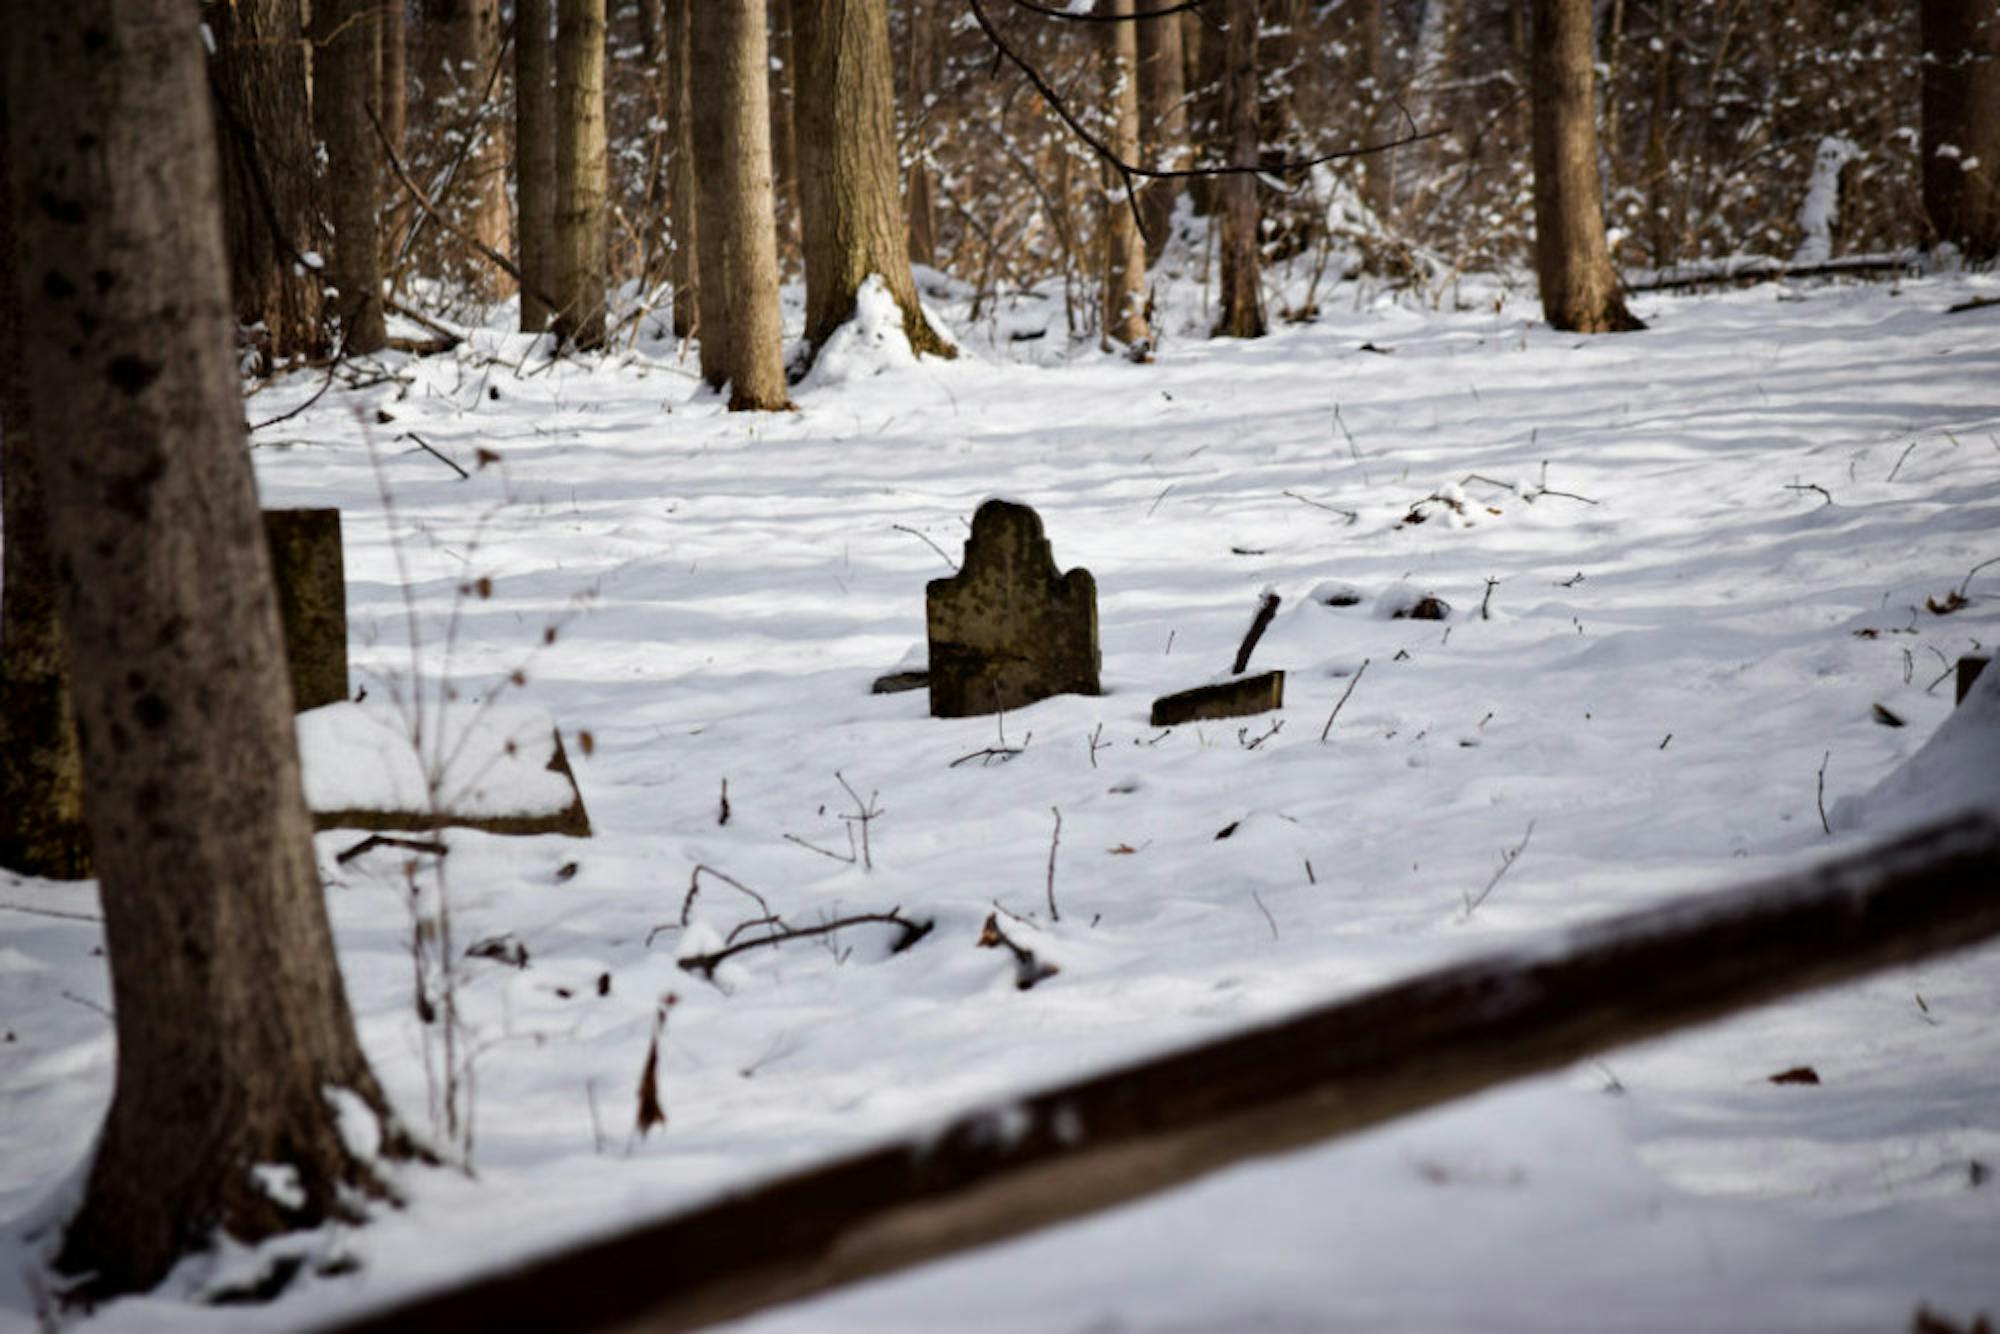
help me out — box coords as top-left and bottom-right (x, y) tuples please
(903, 0), (944, 266)
(553, 0), (609, 345)
(419, 0), (515, 297)
(794, 0), (955, 361)
(315, 0), (389, 354)
(0, 75), (87, 880)
(1100, 0), (1150, 349)
(381, 0), (410, 159)
(202, 0), (327, 367)
(1528, 0), (1642, 333)
(4, 1), (418, 1298)
(1213, 0), (1265, 338)
(517, 0), (557, 331)
(1135, 0), (1191, 246)
(666, 0), (699, 339)
(1920, 0), (2000, 261)
(691, 0), (791, 409)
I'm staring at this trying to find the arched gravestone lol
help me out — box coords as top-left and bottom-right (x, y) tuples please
(926, 500), (1100, 718)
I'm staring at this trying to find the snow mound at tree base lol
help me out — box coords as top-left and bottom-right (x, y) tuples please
(1832, 660), (2000, 833)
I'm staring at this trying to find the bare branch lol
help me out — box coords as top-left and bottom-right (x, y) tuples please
(678, 911), (934, 981)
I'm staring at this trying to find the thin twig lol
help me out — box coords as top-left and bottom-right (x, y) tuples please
(335, 833), (451, 866)
(1319, 658), (1370, 742)
(1480, 577), (1500, 621)
(1282, 489), (1359, 523)
(891, 523), (960, 571)
(1250, 891), (1279, 940)
(781, 830), (858, 866)
(403, 431), (470, 480)
(0, 901), (102, 924)
(1886, 437), (1923, 482)
(1463, 820), (1536, 917)
(59, 990), (112, 1020)
(672, 865), (775, 932)
(1784, 482), (1834, 506)
(1957, 555), (2000, 600)
(1817, 752), (1832, 836)
(1231, 592), (1280, 676)
(1046, 807), (1063, 922)
(678, 911), (933, 981)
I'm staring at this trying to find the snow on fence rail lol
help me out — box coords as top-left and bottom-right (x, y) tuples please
(330, 812), (2000, 1334)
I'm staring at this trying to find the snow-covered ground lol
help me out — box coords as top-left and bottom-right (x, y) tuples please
(2, 266), (1997, 1333)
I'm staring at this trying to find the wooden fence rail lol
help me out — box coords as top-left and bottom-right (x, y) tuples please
(330, 812), (2000, 1333)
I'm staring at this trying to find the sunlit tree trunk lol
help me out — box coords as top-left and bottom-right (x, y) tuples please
(552, 0), (608, 345)
(666, 0), (699, 339)
(1100, 0), (1150, 349)
(5, 1), (415, 1298)
(202, 0), (326, 368)
(1136, 0), (1190, 248)
(1921, 0), (2000, 261)
(903, 0), (942, 266)
(1213, 0), (1265, 338)
(420, 0), (514, 297)
(1529, 0), (1642, 332)
(691, 0), (791, 409)
(794, 0), (954, 361)
(314, 0), (388, 353)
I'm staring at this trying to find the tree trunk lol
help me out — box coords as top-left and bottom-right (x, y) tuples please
(771, 0), (802, 271)
(419, 0), (515, 297)
(793, 0), (955, 362)
(1213, 0), (1265, 338)
(1100, 0), (1150, 349)
(1183, 5), (1224, 214)
(1136, 0), (1190, 248)
(1529, 0), (1643, 333)
(552, 0), (609, 346)
(690, 0), (791, 409)
(639, 0), (665, 61)
(314, 0), (389, 354)
(903, 0), (942, 267)
(517, 0), (556, 331)
(201, 0), (327, 369)
(666, 0), (699, 339)
(0, 71), (88, 881)
(4, 2), (415, 1299)
(382, 0), (409, 159)
(1920, 0), (2000, 261)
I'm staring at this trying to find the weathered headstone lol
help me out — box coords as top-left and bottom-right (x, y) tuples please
(926, 500), (1100, 718)
(1150, 671), (1285, 727)
(262, 507), (349, 711)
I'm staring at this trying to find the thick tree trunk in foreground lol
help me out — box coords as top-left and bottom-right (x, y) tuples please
(1920, 0), (2000, 261)
(517, 0), (557, 331)
(202, 0), (327, 367)
(1529, 0), (1643, 333)
(1213, 0), (1265, 338)
(5, 3), (412, 1298)
(690, 0), (791, 409)
(794, 0), (954, 362)
(0, 77), (88, 880)
(420, 0), (515, 297)
(666, 0), (699, 339)
(314, 0), (388, 354)
(552, 0), (609, 346)
(1135, 0), (1190, 248)
(1099, 0), (1150, 349)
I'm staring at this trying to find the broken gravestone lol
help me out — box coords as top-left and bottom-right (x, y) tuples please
(263, 507), (349, 711)
(926, 499), (1100, 718)
(1148, 589), (1286, 726)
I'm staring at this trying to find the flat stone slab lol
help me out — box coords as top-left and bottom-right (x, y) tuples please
(1150, 671), (1285, 727)
(263, 507), (349, 711)
(298, 702), (591, 837)
(926, 499), (1099, 717)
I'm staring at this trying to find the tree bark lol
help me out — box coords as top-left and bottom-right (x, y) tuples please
(771, 0), (802, 269)
(666, 0), (699, 340)
(419, 0), (515, 297)
(903, 0), (942, 266)
(4, 1), (414, 1299)
(201, 0), (327, 368)
(1135, 0), (1190, 248)
(382, 0), (409, 158)
(690, 0), (792, 409)
(1920, 0), (2000, 261)
(1099, 0), (1150, 349)
(552, 0), (608, 346)
(314, 0), (389, 354)
(1529, 0), (1643, 333)
(0, 69), (89, 881)
(639, 0), (665, 61)
(517, 0), (556, 331)
(793, 0), (954, 362)
(1213, 0), (1265, 338)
